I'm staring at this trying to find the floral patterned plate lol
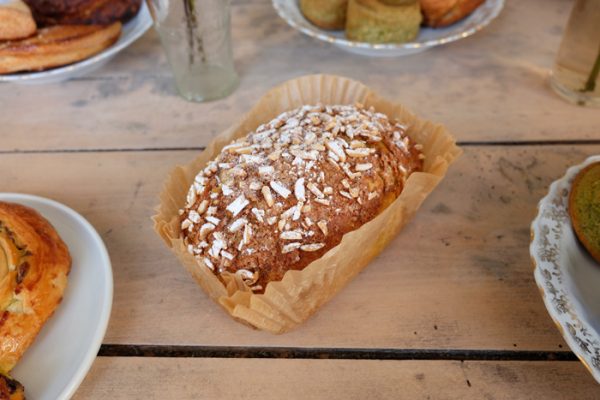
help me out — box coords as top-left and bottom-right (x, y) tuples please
(531, 155), (600, 383)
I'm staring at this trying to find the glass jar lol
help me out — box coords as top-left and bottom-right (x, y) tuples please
(147, 0), (239, 102)
(550, 0), (600, 107)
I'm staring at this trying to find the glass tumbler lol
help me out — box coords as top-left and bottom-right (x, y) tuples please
(147, 0), (239, 102)
(549, 0), (600, 107)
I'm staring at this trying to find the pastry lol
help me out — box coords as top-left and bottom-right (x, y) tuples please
(0, 22), (121, 74)
(420, 0), (484, 28)
(299, 0), (348, 30)
(0, 201), (70, 374)
(23, 0), (141, 26)
(345, 0), (422, 44)
(0, 0), (36, 40)
(180, 104), (423, 293)
(569, 161), (600, 263)
(0, 374), (24, 400)
(380, 0), (418, 5)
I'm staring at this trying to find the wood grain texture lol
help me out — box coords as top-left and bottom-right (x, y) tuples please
(1, 0), (599, 151)
(73, 358), (600, 399)
(0, 145), (597, 350)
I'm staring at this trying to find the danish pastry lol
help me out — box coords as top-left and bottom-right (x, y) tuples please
(0, 202), (70, 374)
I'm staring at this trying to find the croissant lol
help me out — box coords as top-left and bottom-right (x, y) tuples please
(0, 202), (70, 378)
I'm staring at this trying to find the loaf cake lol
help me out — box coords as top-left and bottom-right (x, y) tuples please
(569, 161), (600, 263)
(300, 0), (348, 30)
(180, 104), (423, 293)
(345, 0), (421, 44)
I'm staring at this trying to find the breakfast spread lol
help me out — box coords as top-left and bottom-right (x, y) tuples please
(0, 202), (71, 398)
(569, 161), (600, 263)
(180, 103), (423, 292)
(299, 0), (485, 43)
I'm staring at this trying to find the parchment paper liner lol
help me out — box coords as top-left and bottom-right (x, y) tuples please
(153, 74), (461, 333)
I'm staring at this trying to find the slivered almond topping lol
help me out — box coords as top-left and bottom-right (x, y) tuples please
(188, 210), (201, 223)
(181, 219), (192, 230)
(300, 243), (325, 252)
(267, 216), (277, 225)
(197, 199), (209, 214)
(270, 181), (291, 198)
(307, 182), (324, 198)
(278, 219), (286, 231)
(233, 146), (253, 154)
(350, 140), (366, 149)
(346, 148), (371, 157)
(414, 143), (424, 150)
(243, 224), (252, 245)
(305, 217), (314, 226)
(302, 204), (312, 213)
(312, 143), (326, 151)
(340, 190), (353, 199)
(207, 206), (217, 215)
(350, 188), (360, 198)
(259, 165), (274, 175)
(229, 218), (247, 233)
(294, 178), (306, 201)
(268, 150), (281, 161)
(261, 186), (274, 207)
(341, 179), (350, 189)
(199, 223), (216, 239)
(326, 140), (346, 162)
(314, 198), (330, 206)
(249, 181), (262, 191)
(281, 205), (297, 220)
(218, 163), (231, 169)
(293, 202), (303, 220)
(206, 216), (221, 225)
(251, 208), (265, 223)
(221, 250), (234, 260)
(282, 242), (302, 254)
(355, 163), (373, 171)
(368, 192), (378, 200)
(280, 230), (303, 240)
(317, 220), (328, 236)
(323, 186), (333, 195)
(324, 120), (336, 131)
(203, 257), (215, 270)
(227, 194), (249, 217)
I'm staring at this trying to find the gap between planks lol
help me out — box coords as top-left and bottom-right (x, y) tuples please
(0, 140), (598, 155)
(97, 345), (578, 362)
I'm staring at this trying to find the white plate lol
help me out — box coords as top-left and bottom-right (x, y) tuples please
(272, 0), (504, 57)
(531, 155), (600, 384)
(0, 2), (153, 84)
(0, 193), (113, 399)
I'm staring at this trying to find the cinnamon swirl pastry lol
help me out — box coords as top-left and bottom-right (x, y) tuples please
(0, 202), (70, 381)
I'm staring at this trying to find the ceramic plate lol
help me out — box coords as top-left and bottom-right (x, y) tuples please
(531, 155), (600, 383)
(0, 193), (113, 399)
(0, 2), (153, 84)
(272, 0), (504, 57)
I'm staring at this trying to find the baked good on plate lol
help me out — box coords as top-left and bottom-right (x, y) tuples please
(420, 0), (484, 27)
(0, 374), (24, 400)
(0, 0), (36, 40)
(0, 22), (121, 74)
(0, 201), (70, 390)
(180, 103), (423, 293)
(299, 0), (348, 30)
(569, 161), (600, 263)
(23, 0), (141, 26)
(345, 0), (422, 43)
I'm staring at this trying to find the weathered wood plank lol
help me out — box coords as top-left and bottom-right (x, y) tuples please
(73, 358), (600, 399)
(1, 0), (598, 151)
(0, 145), (595, 349)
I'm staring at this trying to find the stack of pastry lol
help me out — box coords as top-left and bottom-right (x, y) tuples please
(300, 0), (485, 44)
(0, 0), (141, 74)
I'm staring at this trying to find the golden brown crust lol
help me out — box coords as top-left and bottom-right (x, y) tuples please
(300, 0), (348, 30)
(180, 104), (422, 292)
(569, 162), (600, 263)
(0, 22), (121, 74)
(0, 202), (70, 374)
(23, 0), (141, 26)
(420, 0), (484, 27)
(0, 1), (37, 41)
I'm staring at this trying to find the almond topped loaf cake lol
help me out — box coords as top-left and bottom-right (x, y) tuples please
(180, 103), (423, 293)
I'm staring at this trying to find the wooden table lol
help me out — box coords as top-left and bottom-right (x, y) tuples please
(2, 0), (600, 397)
